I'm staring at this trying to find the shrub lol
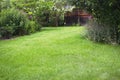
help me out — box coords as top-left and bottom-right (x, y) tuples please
(86, 19), (120, 44)
(48, 11), (64, 26)
(0, 25), (14, 39)
(25, 21), (41, 34)
(0, 9), (27, 37)
(0, 8), (40, 39)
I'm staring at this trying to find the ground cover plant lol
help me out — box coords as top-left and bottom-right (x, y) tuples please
(0, 27), (120, 80)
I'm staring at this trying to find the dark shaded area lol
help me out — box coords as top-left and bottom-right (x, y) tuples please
(64, 8), (92, 26)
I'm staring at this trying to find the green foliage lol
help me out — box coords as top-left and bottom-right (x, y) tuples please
(86, 0), (120, 44)
(66, 0), (86, 9)
(35, 1), (54, 26)
(86, 0), (120, 25)
(69, 0), (120, 44)
(47, 9), (64, 26)
(11, 0), (67, 27)
(0, 9), (27, 36)
(35, 1), (65, 27)
(87, 20), (114, 43)
(0, 8), (40, 39)
(26, 21), (41, 34)
(12, 0), (39, 21)
(0, 0), (11, 10)
(0, 0), (66, 39)
(11, 0), (65, 27)
(0, 25), (14, 39)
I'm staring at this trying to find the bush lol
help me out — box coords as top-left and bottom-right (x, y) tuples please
(0, 8), (40, 39)
(0, 9), (27, 37)
(26, 21), (41, 34)
(49, 11), (64, 26)
(0, 25), (14, 39)
(86, 19), (120, 44)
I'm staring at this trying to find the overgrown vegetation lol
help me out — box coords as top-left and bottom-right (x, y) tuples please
(86, 0), (120, 44)
(12, 0), (65, 27)
(0, 0), (68, 39)
(0, 0), (40, 39)
(68, 0), (120, 44)
(0, 8), (40, 39)
(87, 20), (116, 43)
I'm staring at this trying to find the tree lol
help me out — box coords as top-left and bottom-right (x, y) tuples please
(87, 0), (120, 43)
(68, 0), (120, 44)
(0, 0), (11, 11)
(66, 0), (86, 9)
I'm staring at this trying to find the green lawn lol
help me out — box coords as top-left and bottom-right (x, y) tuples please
(0, 27), (120, 80)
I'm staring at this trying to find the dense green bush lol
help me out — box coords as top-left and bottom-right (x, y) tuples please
(0, 9), (27, 37)
(26, 20), (41, 34)
(0, 25), (14, 39)
(0, 8), (40, 39)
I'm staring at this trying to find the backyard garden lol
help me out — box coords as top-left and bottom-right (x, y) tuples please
(0, 0), (120, 80)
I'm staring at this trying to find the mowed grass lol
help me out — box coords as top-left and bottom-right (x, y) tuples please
(0, 27), (120, 80)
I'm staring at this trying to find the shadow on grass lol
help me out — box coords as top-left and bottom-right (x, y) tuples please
(41, 27), (61, 32)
